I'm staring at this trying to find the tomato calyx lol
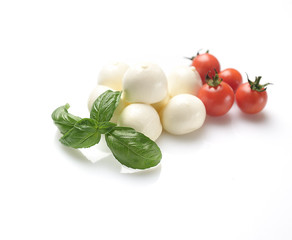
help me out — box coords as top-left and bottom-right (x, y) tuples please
(206, 69), (222, 87)
(246, 74), (271, 92)
(185, 49), (209, 61)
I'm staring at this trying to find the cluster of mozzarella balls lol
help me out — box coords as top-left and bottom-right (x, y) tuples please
(88, 61), (206, 141)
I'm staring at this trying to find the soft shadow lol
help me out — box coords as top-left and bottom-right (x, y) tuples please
(91, 154), (123, 172)
(238, 111), (269, 123)
(204, 114), (232, 126)
(119, 164), (162, 184)
(157, 125), (206, 145)
(55, 131), (89, 164)
(60, 144), (89, 163)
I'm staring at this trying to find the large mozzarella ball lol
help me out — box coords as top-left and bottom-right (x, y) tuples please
(88, 85), (127, 123)
(168, 66), (202, 97)
(123, 62), (168, 104)
(117, 103), (162, 141)
(161, 94), (206, 135)
(98, 61), (129, 90)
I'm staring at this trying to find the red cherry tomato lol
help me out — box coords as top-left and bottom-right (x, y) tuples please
(188, 51), (220, 84)
(236, 76), (270, 114)
(198, 73), (234, 116)
(218, 68), (242, 92)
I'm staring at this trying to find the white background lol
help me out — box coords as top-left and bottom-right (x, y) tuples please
(1, 0), (292, 239)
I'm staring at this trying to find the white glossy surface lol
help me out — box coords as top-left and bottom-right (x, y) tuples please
(97, 61), (129, 90)
(161, 94), (206, 135)
(117, 103), (162, 141)
(168, 66), (202, 96)
(123, 62), (168, 104)
(1, 0), (292, 240)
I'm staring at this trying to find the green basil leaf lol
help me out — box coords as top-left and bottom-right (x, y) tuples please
(97, 122), (117, 134)
(60, 118), (101, 148)
(105, 127), (162, 169)
(51, 104), (82, 134)
(90, 90), (122, 122)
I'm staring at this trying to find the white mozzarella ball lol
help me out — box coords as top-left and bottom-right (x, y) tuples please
(168, 66), (202, 97)
(123, 62), (168, 104)
(98, 61), (129, 90)
(161, 94), (206, 135)
(117, 103), (162, 141)
(88, 85), (127, 123)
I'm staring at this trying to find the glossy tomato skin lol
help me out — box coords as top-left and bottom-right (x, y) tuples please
(198, 82), (234, 116)
(218, 68), (242, 92)
(191, 53), (220, 84)
(236, 82), (268, 114)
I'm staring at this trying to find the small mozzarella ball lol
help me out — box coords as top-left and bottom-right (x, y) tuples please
(123, 62), (168, 104)
(98, 61), (129, 90)
(88, 85), (127, 123)
(117, 103), (162, 141)
(161, 94), (206, 135)
(168, 66), (202, 97)
(151, 94), (170, 113)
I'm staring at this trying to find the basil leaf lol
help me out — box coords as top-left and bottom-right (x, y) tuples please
(51, 104), (82, 134)
(97, 122), (117, 134)
(105, 127), (162, 169)
(90, 90), (122, 122)
(60, 118), (101, 148)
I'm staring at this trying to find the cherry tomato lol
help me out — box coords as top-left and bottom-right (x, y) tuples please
(236, 76), (270, 114)
(188, 50), (220, 84)
(218, 68), (242, 92)
(198, 73), (234, 116)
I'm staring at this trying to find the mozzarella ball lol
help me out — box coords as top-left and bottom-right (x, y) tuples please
(161, 94), (206, 135)
(98, 61), (129, 90)
(88, 85), (127, 123)
(168, 66), (202, 97)
(123, 62), (168, 104)
(117, 104), (162, 141)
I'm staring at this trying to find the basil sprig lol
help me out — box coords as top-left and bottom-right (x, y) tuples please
(51, 90), (162, 170)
